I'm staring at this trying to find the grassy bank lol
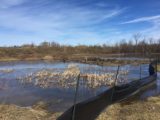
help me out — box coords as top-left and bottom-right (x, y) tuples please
(96, 96), (160, 120)
(0, 104), (62, 120)
(0, 55), (150, 67)
(1, 96), (160, 120)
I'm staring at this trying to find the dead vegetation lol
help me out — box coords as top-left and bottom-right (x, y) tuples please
(1, 96), (159, 120)
(0, 104), (62, 120)
(96, 96), (160, 120)
(0, 104), (48, 120)
(0, 36), (160, 63)
(16, 63), (129, 88)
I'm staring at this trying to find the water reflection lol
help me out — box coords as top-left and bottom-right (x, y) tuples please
(0, 61), (157, 113)
(138, 72), (160, 99)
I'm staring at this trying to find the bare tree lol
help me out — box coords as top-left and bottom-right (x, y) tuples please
(133, 33), (141, 53)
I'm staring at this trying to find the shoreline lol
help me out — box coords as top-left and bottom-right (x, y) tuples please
(0, 56), (151, 67)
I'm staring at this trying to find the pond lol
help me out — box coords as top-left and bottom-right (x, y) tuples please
(0, 61), (158, 112)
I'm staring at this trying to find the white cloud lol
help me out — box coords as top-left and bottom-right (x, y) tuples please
(122, 15), (160, 24)
(140, 18), (160, 39)
(0, 0), (126, 46)
(0, 2), (123, 30)
(120, 15), (160, 40)
(0, 0), (159, 46)
(3, 3), (157, 46)
(0, 0), (25, 8)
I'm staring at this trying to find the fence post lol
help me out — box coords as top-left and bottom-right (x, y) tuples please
(72, 74), (80, 120)
(110, 65), (120, 102)
(156, 59), (158, 74)
(140, 64), (141, 80)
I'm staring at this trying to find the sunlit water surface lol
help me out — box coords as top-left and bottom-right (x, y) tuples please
(0, 61), (159, 112)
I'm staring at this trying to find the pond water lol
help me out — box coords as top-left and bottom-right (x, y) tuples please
(101, 57), (148, 61)
(137, 72), (160, 99)
(0, 61), (158, 112)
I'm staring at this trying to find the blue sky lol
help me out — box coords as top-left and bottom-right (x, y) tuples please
(0, 0), (160, 46)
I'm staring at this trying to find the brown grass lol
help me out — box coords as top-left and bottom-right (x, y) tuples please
(0, 104), (62, 120)
(96, 96), (160, 120)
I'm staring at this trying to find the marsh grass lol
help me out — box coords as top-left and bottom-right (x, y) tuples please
(96, 96), (160, 120)
(0, 104), (62, 120)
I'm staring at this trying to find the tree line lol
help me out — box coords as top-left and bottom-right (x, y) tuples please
(0, 34), (160, 59)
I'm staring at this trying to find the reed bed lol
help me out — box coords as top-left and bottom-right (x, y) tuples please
(0, 69), (14, 73)
(17, 64), (129, 89)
